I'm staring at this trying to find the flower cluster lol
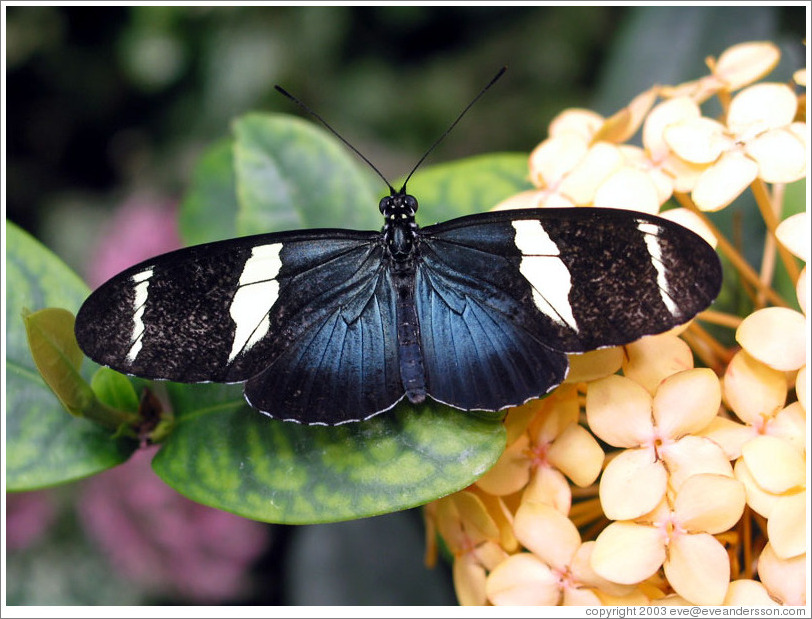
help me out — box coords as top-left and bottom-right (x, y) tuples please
(425, 41), (807, 606)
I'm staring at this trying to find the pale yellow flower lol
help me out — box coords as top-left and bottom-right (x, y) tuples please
(430, 491), (509, 605)
(735, 435), (806, 559)
(659, 41), (781, 102)
(664, 83), (806, 211)
(587, 369), (725, 520)
(476, 387), (604, 514)
(486, 502), (634, 605)
(591, 474), (746, 605)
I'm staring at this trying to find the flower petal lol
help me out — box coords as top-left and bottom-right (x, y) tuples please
(475, 434), (531, 496)
(727, 83), (798, 134)
(596, 87), (658, 144)
(473, 539), (511, 571)
(658, 208), (718, 248)
(767, 491), (807, 559)
(724, 579), (780, 606)
(559, 142), (624, 206)
(692, 151), (758, 211)
(757, 543), (807, 606)
(471, 491), (519, 554)
(795, 365), (806, 412)
(736, 307), (806, 371)
(673, 473), (746, 534)
(664, 117), (727, 164)
(586, 375), (654, 447)
(747, 128), (807, 183)
(768, 401), (806, 452)
(547, 423), (604, 487)
(741, 435), (805, 494)
(591, 522), (666, 585)
(530, 133), (588, 186)
(515, 501), (581, 569)
(623, 333), (695, 395)
(486, 553), (559, 606)
(776, 212), (809, 263)
(796, 266), (806, 316)
(563, 586), (602, 606)
(723, 349), (788, 425)
(714, 42), (781, 91)
(530, 385), (580, 444)
(571, 541), (637, 598)
(435, 491), (500, 551)
(661, 435), (733, 490)
(454, 553), (488, 606)
(653, 368), (721, 437)
(697, 416), (753, 460)
(734, 457), (780, 518)
(593, 167), (661, 214)
(493, 189), (543, 211)
(600, 448), (667, 521)
(643, 97), (701, 161)
(565, 347), (624, 383)
(664, 532), (730, 605)
(522, 465), (572, 514)
(549, 108), (605, 141)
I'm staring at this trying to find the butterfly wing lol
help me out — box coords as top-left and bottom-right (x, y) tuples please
(244, 263), (404, 425)
(75, 229), (404, 424)
(417, 207), (721, 410)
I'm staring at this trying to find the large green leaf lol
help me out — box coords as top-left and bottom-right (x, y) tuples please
(232, 113), (382, 234)
(5, 222), (137, 491)
(152, 387), (505, 524)
(178, 138), (240, 245)
(406, 152), (533, 223)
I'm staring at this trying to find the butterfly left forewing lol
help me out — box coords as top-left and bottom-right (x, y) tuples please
(75, 229), (383, 387)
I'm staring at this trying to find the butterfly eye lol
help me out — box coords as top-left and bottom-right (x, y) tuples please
(379, 196), (390, 214)
(404, 195), (418, 214)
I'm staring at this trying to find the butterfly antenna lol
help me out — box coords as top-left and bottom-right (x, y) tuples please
(274, 85), (397, 194)
(399, 66), (507, 192)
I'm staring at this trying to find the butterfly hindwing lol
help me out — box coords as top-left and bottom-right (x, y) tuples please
(416, 261), (569, 410)
(244, 266), (403, 424)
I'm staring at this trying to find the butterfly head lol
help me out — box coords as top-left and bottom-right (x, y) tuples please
(379, 191), (419, 222)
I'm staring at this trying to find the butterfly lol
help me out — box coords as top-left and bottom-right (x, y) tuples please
(74, 71), (722, 426)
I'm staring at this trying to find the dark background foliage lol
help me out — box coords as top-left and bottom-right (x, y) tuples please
(4, 4), (806, 605)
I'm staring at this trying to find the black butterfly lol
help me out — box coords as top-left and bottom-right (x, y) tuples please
(75, 72), (722, 425)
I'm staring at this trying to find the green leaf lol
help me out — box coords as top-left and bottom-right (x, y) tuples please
(23, 307), (95, 415)
(232, 113), (382, 235)
(152, 387), (506, 524)
(6, 222), (137, 491)
(178, 138), (240, 245)
(406, 152), (533, 223)
(90, 368), (141, 413)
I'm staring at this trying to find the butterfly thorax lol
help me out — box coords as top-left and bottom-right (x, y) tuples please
(380, 192), (420, 265)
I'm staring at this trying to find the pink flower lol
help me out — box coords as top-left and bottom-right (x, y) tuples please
(87, 196), (181, 287)
(79, 447), (270, 603)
